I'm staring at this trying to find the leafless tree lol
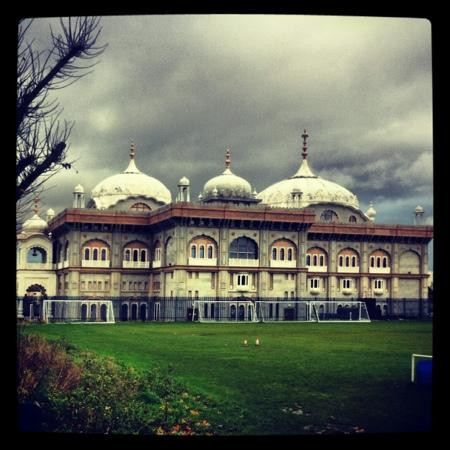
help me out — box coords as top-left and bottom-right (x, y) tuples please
(16, 17), (107, 221)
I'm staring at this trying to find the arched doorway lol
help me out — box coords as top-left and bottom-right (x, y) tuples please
(81, 304), (88, 321)
(121, 303), (128, 321)
(90, 304), (97, 321)
(23, 284), (47, 320)
(230, 304), (236, 320)
(238, 304), (245, 321)
(131, 304), (138, 320)
(140, 304), (147, 321)
(100, 304), (108, 322)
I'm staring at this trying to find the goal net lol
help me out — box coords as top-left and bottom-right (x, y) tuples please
(42, 299), (115, 323)
(192, 300), (259, 322)
(310, 301), (371, 322)
(255, 301), (371, 323)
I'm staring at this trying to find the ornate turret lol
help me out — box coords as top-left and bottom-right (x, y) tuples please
(365, 201), (377, 222)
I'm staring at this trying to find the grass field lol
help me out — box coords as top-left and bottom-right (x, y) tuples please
(19, 320), (432, 435)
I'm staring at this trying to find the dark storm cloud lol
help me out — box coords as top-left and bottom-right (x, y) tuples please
(22, 15), (432, 227)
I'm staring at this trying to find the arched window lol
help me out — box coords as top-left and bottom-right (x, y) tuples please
(306, 255), (311, 266)
(207, 245), (213, 259)
(339, 256), (343, 266)
(101, 248), (107, 261)
(92, 248), (98, 261)
(349, 215), (357, 223)
(84, 248), (90, 260)
(376, 257), (381, 268)
(272, 248), (277, 260)
(313, 255), (318, 266)
(382, 257), (387, 268)
(133, 249), (139, 262)
(130, 202), (151, 212)
(288, 248), (293, 261)
(319, 255), (324, 266)
(280, 248), (285, 261)
(141, 250), (146, 262)
(27, 247), (47, 263)
(229, 237), (258, 260)
(345, 256), (350, 267)
(320, 210), (339, 222)
(191, 245), (197, 258)
(370, 257), (375, 268)
(124, 249), (131, 261)
(351, 256), (356, 267)
(199, 245), (205, 258)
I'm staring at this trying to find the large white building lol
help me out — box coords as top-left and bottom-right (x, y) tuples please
(16, 131), (433, 321)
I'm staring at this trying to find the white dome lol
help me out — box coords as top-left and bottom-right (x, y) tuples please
(73, 184), (85, 193)
(22, 214), (48, 233)
(178, 176), (190, 186)
(415, 205), (424, 213)
(257, 175), (359, 209)
(201, 148), (256, 202)
(257, 130), (359, 210)
(365, 202), (376, 220)
(91, 144), (172, 210)
(203, 167), (253, 199)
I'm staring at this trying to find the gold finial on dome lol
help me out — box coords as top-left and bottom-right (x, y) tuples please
(130, 141), (136, 160)
(225, 148), (231, 169)
(32, 194), (40, 215)
(301, 129), (309, 160)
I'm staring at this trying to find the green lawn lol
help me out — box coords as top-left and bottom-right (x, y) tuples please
(19, 320), (432, 435)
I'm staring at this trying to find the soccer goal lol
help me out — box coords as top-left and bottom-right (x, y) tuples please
(255, 301), (371, 323)
(42, 299), (115, 323)
(192, 300), (259, 322)
(309, 301), (371, 322)
(255, 301), (313, 322)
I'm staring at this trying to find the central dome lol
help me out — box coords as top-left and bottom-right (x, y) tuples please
(257, 130), (359, 210)
(91, 143), (172, 210)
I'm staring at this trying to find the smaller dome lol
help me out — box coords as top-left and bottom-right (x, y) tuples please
(22, 214), (48, 233)
(201, 148), (259, 204)
(415, 205), (424, 213)
(74, 184), (85, 193)
(365, 202), (376, 221)
(178, 176), (190, 186)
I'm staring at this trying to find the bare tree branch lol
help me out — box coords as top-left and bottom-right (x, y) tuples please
(16, 17), (107, 214)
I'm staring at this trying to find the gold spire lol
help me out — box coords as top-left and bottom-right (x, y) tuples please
(225, 148), (231, 169)
(130, 141), (136, 160)
(301, 129), (309, 160)
(32, 194), (40, 215)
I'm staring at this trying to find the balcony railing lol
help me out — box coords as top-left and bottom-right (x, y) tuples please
(369, 267), (391, 274)
(337, 266), (360, 273)
(122, 261), (150, 269)
(228, 258), (259, 267)
(306, 265), (327, 272)
(270, 260), (297, 268)
(81, 260), (110, 268)
(188, 257), (217, 266)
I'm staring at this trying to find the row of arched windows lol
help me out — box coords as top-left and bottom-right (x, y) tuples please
(272, 247), (294, 261)
(306, 254), (326, 266)
(190, 244), (215, 259)
(370, 256), (388, 268)
(84, 247), (108, 261)
(124, 248), (148, 262)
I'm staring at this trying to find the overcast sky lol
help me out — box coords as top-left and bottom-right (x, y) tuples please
(21, 14), (433, 230)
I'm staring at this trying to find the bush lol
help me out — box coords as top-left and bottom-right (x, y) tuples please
(17, 333), (220, 435)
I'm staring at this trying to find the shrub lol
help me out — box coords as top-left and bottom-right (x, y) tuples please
(17, 332), (220, 435)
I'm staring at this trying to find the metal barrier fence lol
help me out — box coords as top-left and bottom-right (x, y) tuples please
(17, 296), (433, 322)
